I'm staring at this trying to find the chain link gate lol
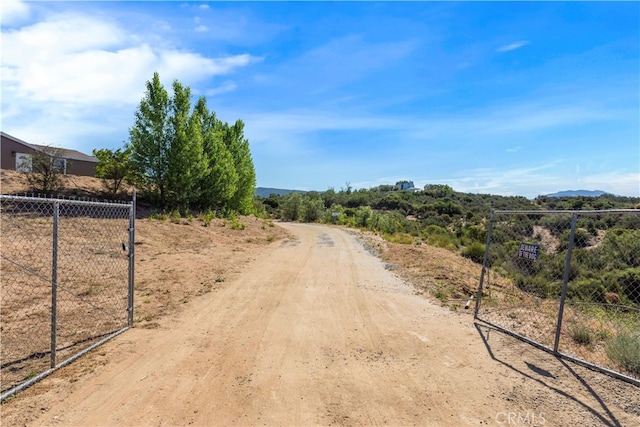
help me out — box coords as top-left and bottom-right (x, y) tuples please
(1, 194), (135, 400)
(474, 209), (640, 386)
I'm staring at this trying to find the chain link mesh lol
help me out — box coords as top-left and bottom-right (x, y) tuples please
(1, 195), (132, 393)
(476, 210), (640, 383)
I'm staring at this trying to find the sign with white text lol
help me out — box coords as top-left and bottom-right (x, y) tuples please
(517, 243), (540, 261)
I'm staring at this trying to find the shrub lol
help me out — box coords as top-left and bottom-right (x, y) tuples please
(606, 333), (640, 374)
(515, 275), (561, 299)
(150, 211), (169, 222)
(198, 209), (215, 227)
(570, 325), (593, 346)
(385, 233), (414, 244)
(462, 242), (485, 264)
(170, 209), (181, 224)
(422, 225), (459, 251)
(231, 217), (245, 230)
(567, 279), (605, 303)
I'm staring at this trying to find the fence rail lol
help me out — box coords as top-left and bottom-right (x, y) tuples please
(0, 193), (135, 400)
(474, 209), (640, 386)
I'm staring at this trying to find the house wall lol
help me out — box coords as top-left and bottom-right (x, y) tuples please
(0, 135), (34, 170)
(1, 134), (97, 177)
(66, 159), (97, 176)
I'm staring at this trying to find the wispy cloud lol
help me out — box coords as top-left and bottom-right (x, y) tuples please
(204, 81), (238, 97)
(497, 40), (529, 52)
(432, 162), (565, 197)
(578, 172), (640, 197)
(264, 35), (417, 95)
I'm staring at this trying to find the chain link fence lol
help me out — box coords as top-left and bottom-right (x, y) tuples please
(1, 194), (135, 399)
(474, 209), (640, 385)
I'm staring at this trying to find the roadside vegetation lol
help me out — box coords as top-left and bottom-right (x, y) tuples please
(258, 182), (640, 376)
(259, 182), (638, 256)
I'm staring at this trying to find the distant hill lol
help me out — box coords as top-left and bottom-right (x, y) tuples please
(256, 187), (307, 198)
(544, 190), (612, 198)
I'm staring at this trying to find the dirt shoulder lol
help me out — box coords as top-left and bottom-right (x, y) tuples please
(1, 222), (638, 426)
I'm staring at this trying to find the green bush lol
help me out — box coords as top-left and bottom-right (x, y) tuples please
(606, 333), (640, 374)
(198, 209), (215, 227)
(231, 217), (245, 230)
(462, 242), (486, 264)
(567, 279), (605, 303)
(570, 325), (593, 346)
(515, 275), (561, 299)
(464, 225), (486, 243)
(170, 209), (181, 224)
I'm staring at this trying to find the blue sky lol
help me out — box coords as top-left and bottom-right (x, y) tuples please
(2, 1), (639, 198)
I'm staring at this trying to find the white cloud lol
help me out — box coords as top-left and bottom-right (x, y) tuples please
(1, 9), (261, 153)
(497, 41), (529, 53)
(195, 25), (209, 33)
(0, 0), (30, 25)
(2, 13), (124, 54)
(1, 13), (259, 105)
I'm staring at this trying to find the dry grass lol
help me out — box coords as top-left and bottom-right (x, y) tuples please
(1, 169), (112, 198)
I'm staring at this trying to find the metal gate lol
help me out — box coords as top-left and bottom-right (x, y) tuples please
(1, 193), (135, 399)
(474, 209), (640, 386)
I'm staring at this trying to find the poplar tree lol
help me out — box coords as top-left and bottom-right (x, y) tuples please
(223, 120), (256, 214)
(128, 72), (256, 213)
(128, 72), (170, 205)
(166, 81), (208, 209)
(194, 97), (238, 210)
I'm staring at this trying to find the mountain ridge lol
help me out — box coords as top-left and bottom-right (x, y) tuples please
(256, 187), (307, 198)
(544, 189), (614, 198)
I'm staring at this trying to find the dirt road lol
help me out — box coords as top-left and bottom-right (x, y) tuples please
(5, 223), (639, 426)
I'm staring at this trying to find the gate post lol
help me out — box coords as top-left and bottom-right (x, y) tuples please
(553, 212), (578, 353)
(474, 210), (495, 318)
(51, 201), (59, 368)
(127, 190), (136, 327)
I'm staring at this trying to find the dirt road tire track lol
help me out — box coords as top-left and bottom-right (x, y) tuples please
(3, 223), (639, 426)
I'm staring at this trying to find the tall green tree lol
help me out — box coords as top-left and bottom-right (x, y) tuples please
(165, 80), (208, 209)
(127, 72), (170, 205)
(127, 72), (256, 213)
(223, 120), (256, 214)
(194, 98), (238, 210)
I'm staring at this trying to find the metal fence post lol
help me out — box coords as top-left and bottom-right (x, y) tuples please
(51, 201), (59, 368)
(553, 212), (578, 353)
(474, 210), (495, 318)
(127, 190), (136, 327)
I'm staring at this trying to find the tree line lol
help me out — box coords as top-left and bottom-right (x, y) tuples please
(94, 72), (256, 214)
